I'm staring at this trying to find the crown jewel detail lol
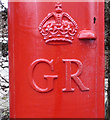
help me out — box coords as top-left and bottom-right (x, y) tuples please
(39, 2), (78, 45)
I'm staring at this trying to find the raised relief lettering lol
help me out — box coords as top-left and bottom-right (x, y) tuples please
(29, 59), (58, 93)
(62, 59), (89, 92)
(29, 59), (89, 93)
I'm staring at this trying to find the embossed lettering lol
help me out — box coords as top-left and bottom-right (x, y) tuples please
(29, 59), (58, 93)
(62, 59), (89, 92)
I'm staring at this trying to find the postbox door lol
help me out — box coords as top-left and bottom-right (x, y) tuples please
(9, 1), (104, 118)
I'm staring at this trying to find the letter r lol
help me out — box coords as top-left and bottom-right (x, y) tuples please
(62, 59), (89, 92)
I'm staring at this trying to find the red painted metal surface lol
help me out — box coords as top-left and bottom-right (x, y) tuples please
(8, 2), (105, 118)
(78, 30), (96, 40)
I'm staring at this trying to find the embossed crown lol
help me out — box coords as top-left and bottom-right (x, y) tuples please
(39, 2), (78, 45)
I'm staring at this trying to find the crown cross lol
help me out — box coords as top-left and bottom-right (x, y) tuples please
(39, 2), (78, 45)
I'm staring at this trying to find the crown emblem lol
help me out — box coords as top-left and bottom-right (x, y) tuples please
(39, 2), (78, 45)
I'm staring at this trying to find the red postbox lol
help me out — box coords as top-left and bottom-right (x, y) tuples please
(9, 1), (105, 118)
